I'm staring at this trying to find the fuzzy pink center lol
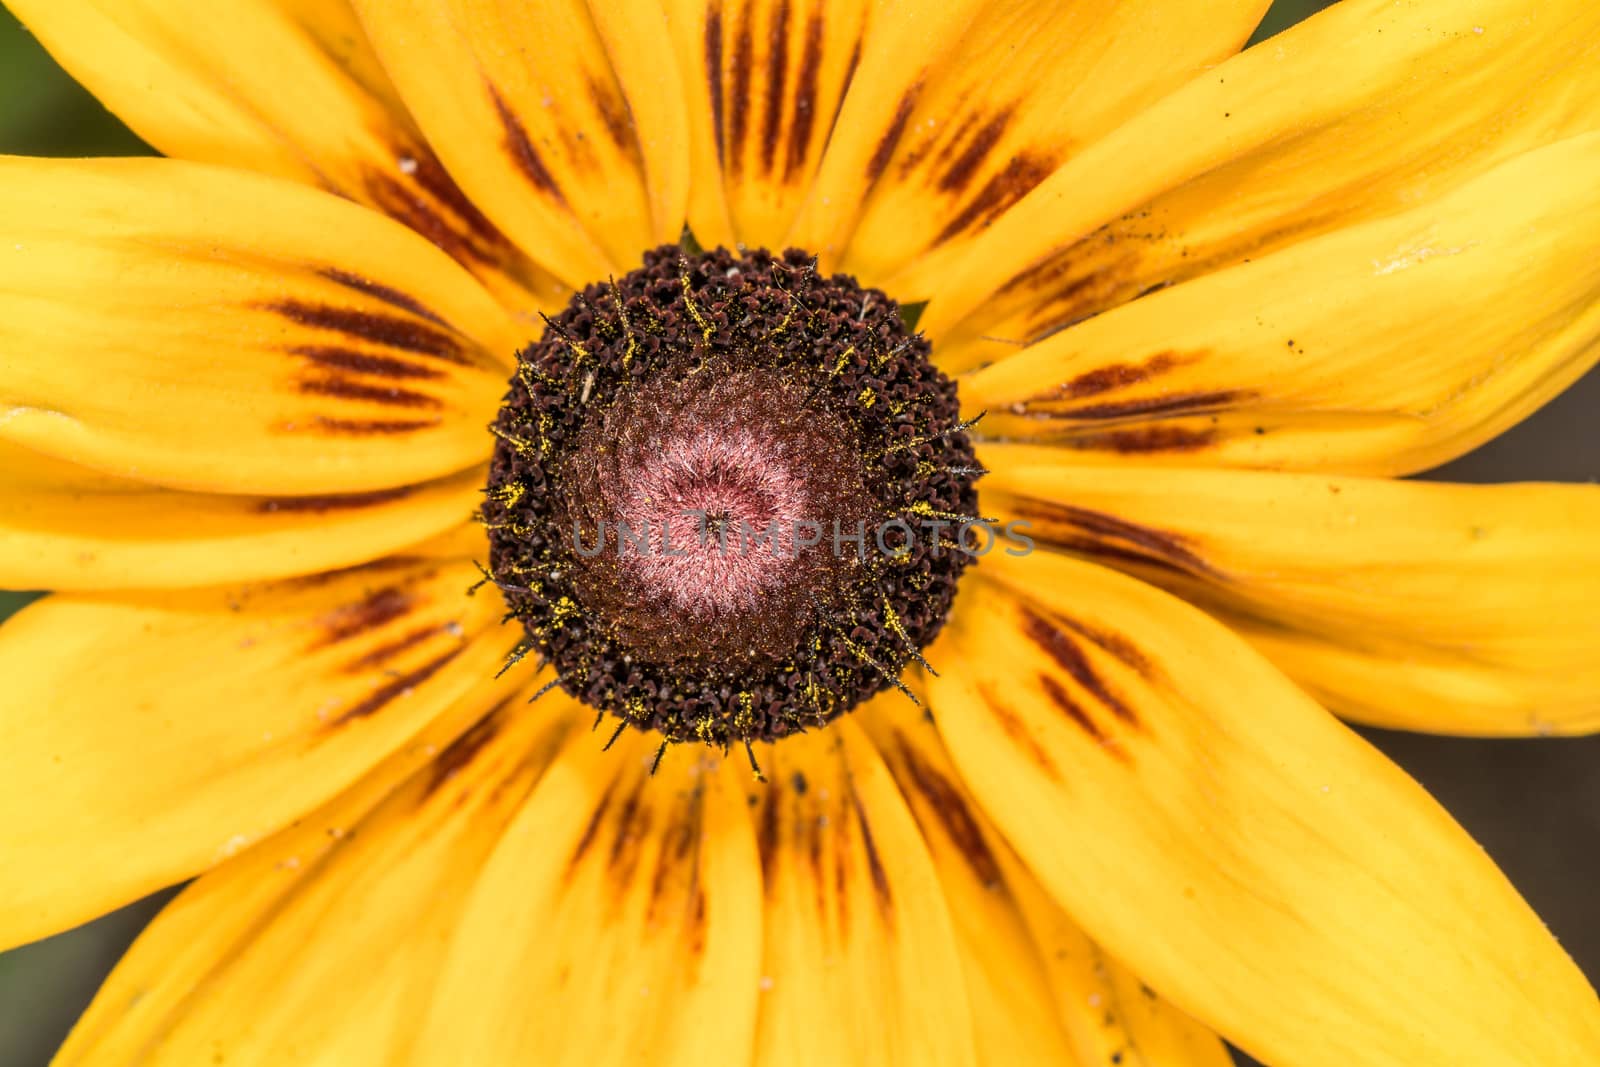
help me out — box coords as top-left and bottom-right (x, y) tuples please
(615, 426), (811, 617)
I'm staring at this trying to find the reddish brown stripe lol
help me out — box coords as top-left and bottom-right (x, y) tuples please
(298, 376), (442, 409)
(422, 706), (506, 799)
(866, 85), (920, 185)
(571, 783), (615, 869)
(1040, 676), (1131, 762)
(706, 5), (727, 166)
(343, 622), (451, 672)
(317, 268), (449, 327)
(759, 0), (793, 175)
(976, 680), (1061, 781)
(1059, 425), (1217, 454)
(256, 486), (414, 514)
(1020, 605), (1139, 725)
(300, 416), (442, 436)
(376, 147), (520, 270)
(758, 788), (781, 890)
(608, 784), (653, 886)
(1015, 501), (1214, 579)
(892, 734), (1001, 887)
(727, 11), (755, 175)
(607, 775), (650, 870)
(852, 794), (893, 916)
(588, 72), (636, 155)
(1051, 615), (1156, 679)
(266, 300), (468, 363)
(1053, 389), (1246, 421)
(932, 152), (1055, 245)
(332, 646), (463, 725)
(646, 788), (704, 924)
(1038, 675), (1107, 741)
(313, 586), (417, 648)
(1023, 531), (1193, 580)
(784, 12), (825, 180)
(490, 84), (564, 202)
(291, 345), (445, 382)
(363, 172), (494, 275)
(820, 37), (861, 154)
(924, 113), (980, 173)
(1041, 351), (1186, 401)
(937, 109), (1012, 194)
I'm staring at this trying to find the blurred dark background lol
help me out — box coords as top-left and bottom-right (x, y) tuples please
(0, 2), (1594, 1065)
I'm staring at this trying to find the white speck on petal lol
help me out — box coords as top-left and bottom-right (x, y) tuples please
(1372, 241), (1478, 276)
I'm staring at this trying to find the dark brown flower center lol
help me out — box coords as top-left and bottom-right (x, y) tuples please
(482, 245), (979, 750)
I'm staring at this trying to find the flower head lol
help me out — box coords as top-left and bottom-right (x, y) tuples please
(1, 1), (1598, 1065)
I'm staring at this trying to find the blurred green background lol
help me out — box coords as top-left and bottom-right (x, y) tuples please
(1, 2), (1596, 1065)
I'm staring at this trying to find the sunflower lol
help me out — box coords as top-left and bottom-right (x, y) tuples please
(2, 0), (1599, 1063)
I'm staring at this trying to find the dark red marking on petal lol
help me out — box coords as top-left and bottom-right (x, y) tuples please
(759, 0), (793, 175)
(1038, 674), (1105, 739)
(646, 787), (704, 924)
(1058, 425), (1218, 454)
(313, 586), (418, 648)
(256, 486), (415, 514)
(937, 109), (1013, 194)
(784, 11), (825, 181)
(706, 4), (727, 167)
(727, 9), (755, 176)
(490, 84), (565, 203)
(1050, 389), (1248, 421)
(890, 732), (1001, 887)
(1051, 615), (1156, 680)
(974, 680), (1061, 781)
(290, 345), (446, 382)
(422, 705), (507, 800)
(1036, 351), (1187, 402)
(758, 787), (781, 890)
(587, 71), (637, 157)
(265, 300), (469, 364)
(343, 622), (453, 673)
(1019, 604), (1139, 726)
(317, 268), (450, 327)
(571, 780), (616, 869)
(821, 35), (861, 152)
(932, 151), (1056, 246)
(332, 646), (464, 726)
(300, 416), (443, 436)
(297, 376), (443, 409)
(359, 147), (526, 277)
(606, 773), (652, 878)
(853, 792), (893, 916)
(866, 84), (920, 185)
(1008, 500), (1215, 579)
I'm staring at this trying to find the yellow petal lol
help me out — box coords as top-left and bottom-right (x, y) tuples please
(55, 678), (575, 1067)
(981, 457), (1600, 736)
(928, 554), (1600, 1066)
(0, 156), (518, 495)
(7, 0), (564, 314)
(0, 440), (483, 591)
(791, 0), (1269, 285)
(412, 727), (760, 1067)
(750, 719), (977, 1067)
(664, 0), (872, 252)
(859, 694), (1230, 1067)
(925, 0), (1600, 360)
(958, 131), (1600, 474)
(353, 0), (690, 288)
(860, 699), (1072, 1066)
(0, 551), (526, 951)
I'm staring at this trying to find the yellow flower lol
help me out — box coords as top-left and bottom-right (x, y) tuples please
(1, 0), (1598, 1064)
